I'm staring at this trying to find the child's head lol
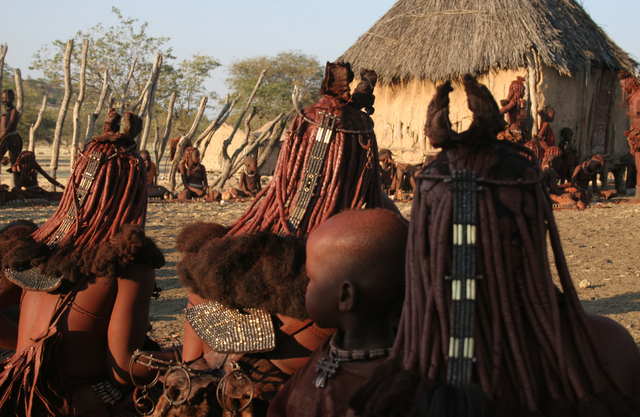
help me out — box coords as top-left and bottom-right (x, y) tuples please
(560, 127), (573, 141)
(243, 156), (257, 175)
(1, 90), (14, 107)
(305, 209), (408, 330)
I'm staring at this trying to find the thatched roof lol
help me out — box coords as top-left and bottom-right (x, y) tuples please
(340, 0), (636, 83)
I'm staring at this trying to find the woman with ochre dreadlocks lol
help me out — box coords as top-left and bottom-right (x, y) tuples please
(0, 109), (168, 416)
(350, 76), (640, 416)
(147, 62), (397, 417)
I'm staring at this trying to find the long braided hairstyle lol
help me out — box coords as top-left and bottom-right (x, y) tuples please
(177, 63), (384, 317)
(228, 62), (384, 238)
(0, 110), (163, 284)
(352, 76), (639, 416)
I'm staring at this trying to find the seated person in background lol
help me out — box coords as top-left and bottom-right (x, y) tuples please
(558, 127), (578, 183)
(11, 151), (64, 201)
(267, 209), (407, 417)
(0, 109), (168, 415)
(378, 149), (416, 200)
(537, 106), (556, 147)
(226, 155), (262, 200)
(177, 146), (220, 201)
(140, 150), (173, 199)
(541, 146), (577, 206)
(570, 154), (603, 202)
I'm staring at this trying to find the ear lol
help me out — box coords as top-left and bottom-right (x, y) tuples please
(338, 281), (356, 312)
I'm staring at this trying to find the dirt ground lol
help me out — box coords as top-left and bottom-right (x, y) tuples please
(2, 197), (640, 348)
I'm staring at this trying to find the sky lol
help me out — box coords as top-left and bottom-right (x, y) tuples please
(3, 0), (639, 102)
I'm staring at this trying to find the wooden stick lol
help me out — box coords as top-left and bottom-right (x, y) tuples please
(118, 57), (138, 114)
(28, 92), (48, 152)
(13, 68), (23, 114)
(0, 44), (7, 94)
(139, 53), (163, 150)
(50, 39), (74, 186)
(155, 91), (175, 167)
(84, 71), (110, 142)
(198, 94), (242, 157)
(71, 39), (89, 156)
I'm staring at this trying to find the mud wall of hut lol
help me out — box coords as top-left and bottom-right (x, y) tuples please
(361, 67), (629, 173)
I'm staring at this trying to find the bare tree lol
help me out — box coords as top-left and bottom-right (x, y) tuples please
(169, 96), (208, 191)
(84, 71), (110, 142)
(28, 92), (49, 152)
(50, 39), (74, 185)
(71, 40), (89, 156)
(256, 109), (293, 172)
(197, 94), (242, 157)
(0, 44), (7, 94)
(207, 70), (265, 190)
(118, 58), (138, 114)
(13, 69), (23, 114)
(152, 91), (175, 167)
(139, 53), (163, 150)
(211, 111), (287, 190)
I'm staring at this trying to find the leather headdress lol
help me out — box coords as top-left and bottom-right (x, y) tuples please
(319, 61), (354, 99)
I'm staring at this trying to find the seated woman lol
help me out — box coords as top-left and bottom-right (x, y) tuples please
(11, 151), (64, 201)
(570, 154), (604, 202)
(226, 156), (262, 200)
(139, 150), (173, 199)
(0, 109), (171, 415)
(541, 146), (577, 207)
(177, 147), (220, 201)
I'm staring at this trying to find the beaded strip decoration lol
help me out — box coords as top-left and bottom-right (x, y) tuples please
(91, 380), (124, 406)
(4, 151), (103, 292)
(283, 110), (338, 235)
(445, 169), (480, 387)
(185, 300), (276, 354)
(314, 333), (392, 389)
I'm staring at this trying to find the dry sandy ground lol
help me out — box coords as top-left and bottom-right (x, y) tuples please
(2, 198), (640, 348)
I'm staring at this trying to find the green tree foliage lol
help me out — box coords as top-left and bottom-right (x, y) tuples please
(164, 53), (220, 135)
(31, 7), (174, 110)
(28, 8), (219, 146)
(225, 51), (324, 127)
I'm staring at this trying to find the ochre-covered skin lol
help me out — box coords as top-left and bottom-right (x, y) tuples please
(0, 90), (22, 168)
(0, 110), (169, 416)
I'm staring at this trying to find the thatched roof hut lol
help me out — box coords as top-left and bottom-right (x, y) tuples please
(341, 0), (637, 186)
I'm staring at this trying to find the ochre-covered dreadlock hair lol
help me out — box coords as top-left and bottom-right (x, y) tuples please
(351, 76), (640, 416)
(0, 110), (164, 285)
(177, 63), (385, 315)
(227, 62), (384, 238)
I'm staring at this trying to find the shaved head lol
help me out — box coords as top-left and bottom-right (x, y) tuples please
(305, 209), (408, 327)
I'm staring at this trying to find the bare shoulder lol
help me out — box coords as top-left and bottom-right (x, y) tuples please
(586, 314), (640, 396)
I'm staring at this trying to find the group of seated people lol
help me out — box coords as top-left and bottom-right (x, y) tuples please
(143, 142), (262, 203)
(1, 66), (640, 417)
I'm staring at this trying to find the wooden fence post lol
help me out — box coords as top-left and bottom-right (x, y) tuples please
(71, 39), (89, 156)
(50, 39), (74, 187)
(28, 92), (48, 152)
